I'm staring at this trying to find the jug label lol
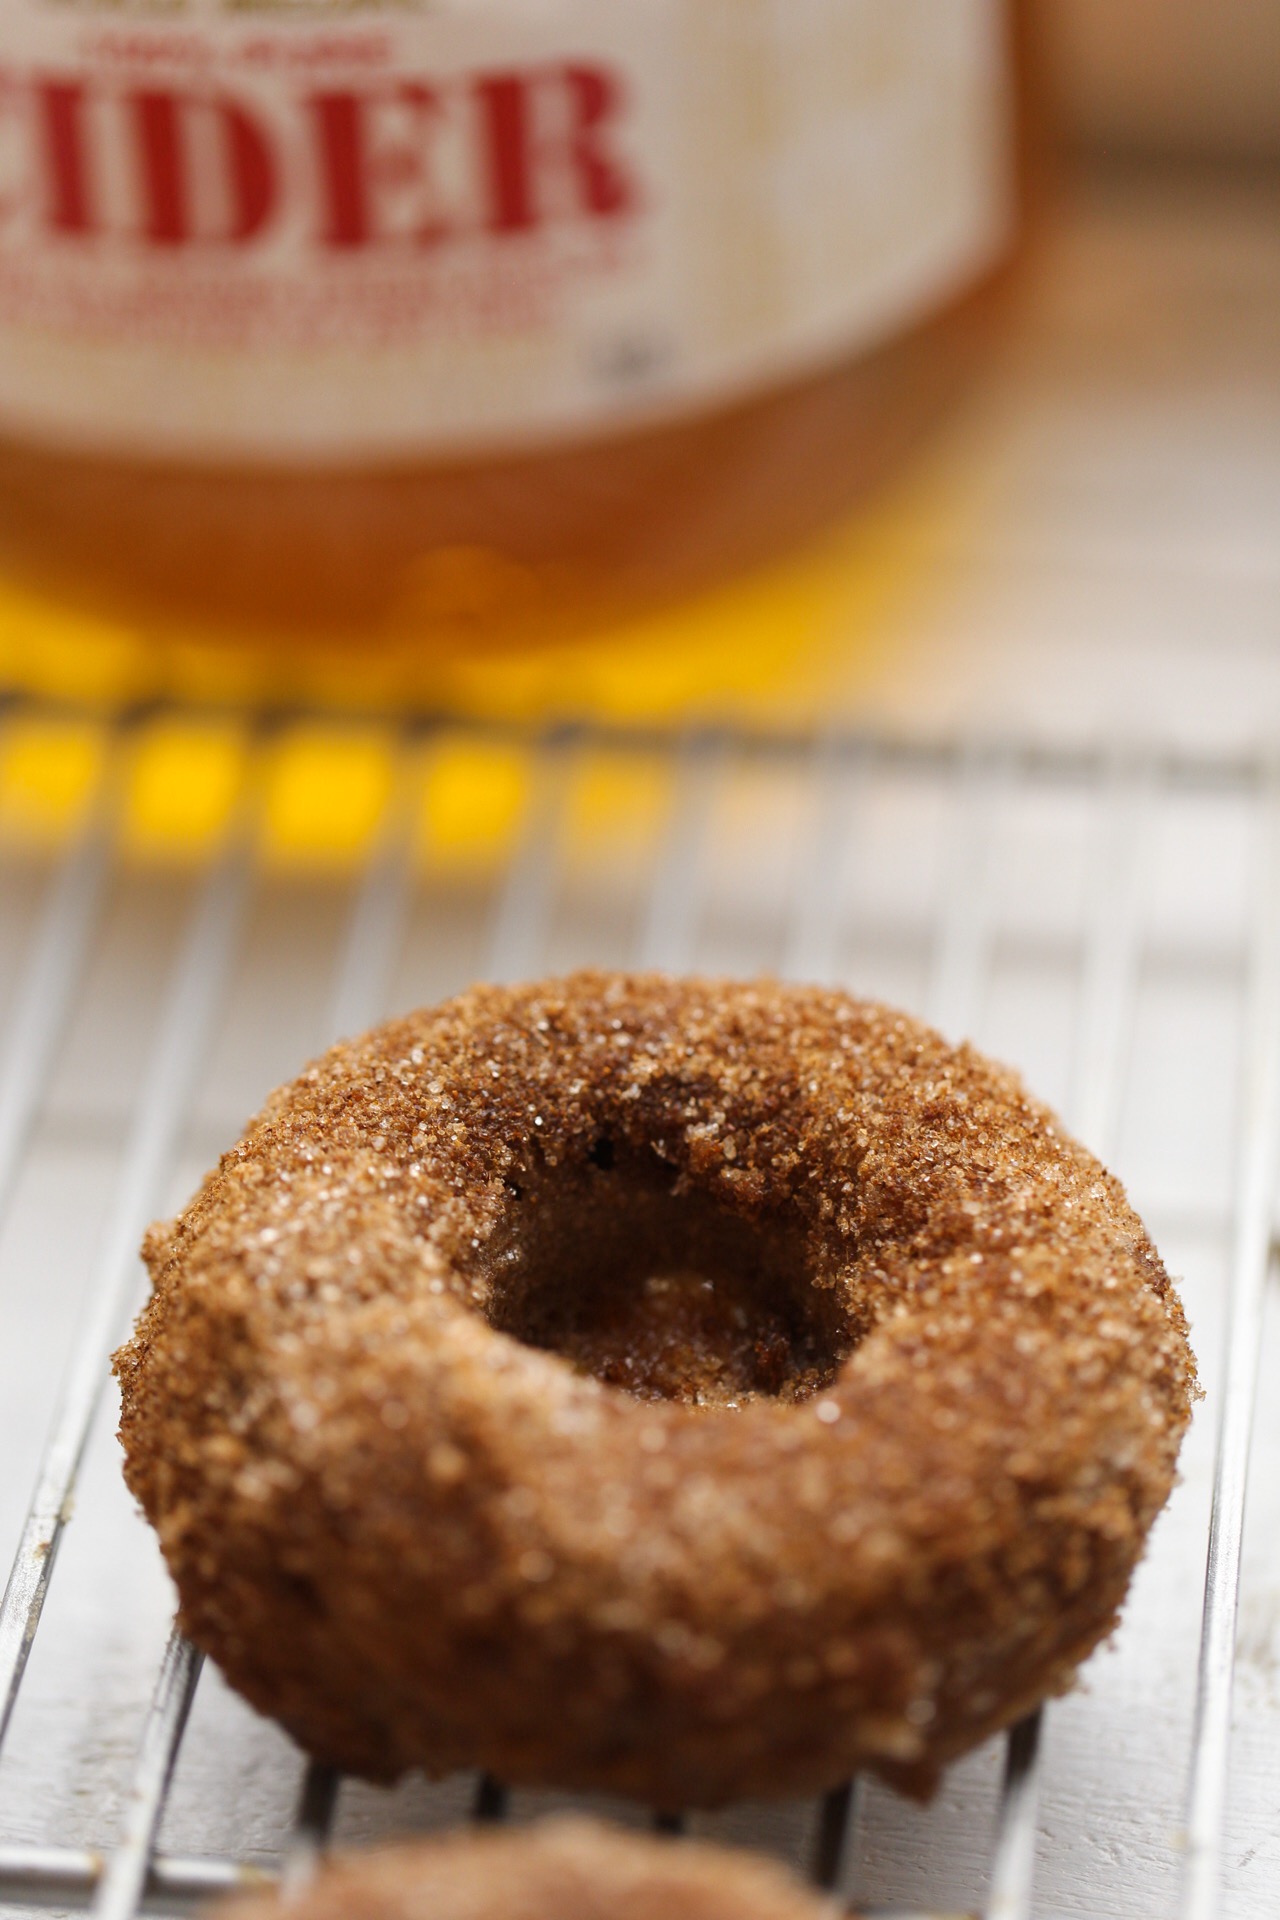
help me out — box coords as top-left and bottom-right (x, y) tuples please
(0, 0), (1013, 460)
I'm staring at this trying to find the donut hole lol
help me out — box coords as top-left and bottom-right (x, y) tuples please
(481, 1143), (855, 1406)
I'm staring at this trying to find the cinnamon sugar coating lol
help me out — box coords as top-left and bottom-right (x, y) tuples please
(217, 1820), (838, 1920)
(114, 973), (1196, 1806)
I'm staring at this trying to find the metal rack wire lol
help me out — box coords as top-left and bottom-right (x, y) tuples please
(0, 703), (1275, 1920)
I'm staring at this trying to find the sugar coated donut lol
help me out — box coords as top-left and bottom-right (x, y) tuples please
(215, 1820), (838, 1920)
(114, 973), (1195, 1805)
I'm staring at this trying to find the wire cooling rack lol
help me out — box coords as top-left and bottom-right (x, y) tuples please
(0, 702), (1276, 1920)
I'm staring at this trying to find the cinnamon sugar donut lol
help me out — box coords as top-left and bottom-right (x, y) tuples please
(217, 1820), (837, 1920)
(114, 973), (1195, 1805)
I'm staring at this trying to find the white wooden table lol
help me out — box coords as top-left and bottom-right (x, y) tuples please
(1, 167), (1278, 1920)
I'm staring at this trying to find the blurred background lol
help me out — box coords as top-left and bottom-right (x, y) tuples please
(0, 0), (1274, 748)
(1048, 0), (1280, 162)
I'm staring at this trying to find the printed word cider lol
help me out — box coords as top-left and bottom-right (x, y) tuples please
(0, 0), (1023, 642)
